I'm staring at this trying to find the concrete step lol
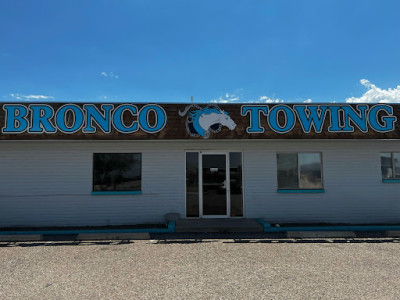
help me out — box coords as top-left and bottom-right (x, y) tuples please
(175, 218), (264, 233)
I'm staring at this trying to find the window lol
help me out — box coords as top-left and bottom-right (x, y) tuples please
(93, 153), (141, 192)
(229, 152), (243, 217)
(186, 152), (199, 217)
(277, 153), (323, 190)
(380, 152), (400, 180)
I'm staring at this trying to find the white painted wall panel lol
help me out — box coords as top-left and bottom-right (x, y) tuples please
(1, 140), (400, 227)
(0, 142), (186, 227)
(242, 140), (400, 224)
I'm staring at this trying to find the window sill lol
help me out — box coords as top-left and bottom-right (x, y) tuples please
(277, 189), (325, 194)
(382, 179), (400, 183)
(92, 191), (142, 195)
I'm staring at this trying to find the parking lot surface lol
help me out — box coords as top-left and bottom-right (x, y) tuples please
(1, 236), (400, 299)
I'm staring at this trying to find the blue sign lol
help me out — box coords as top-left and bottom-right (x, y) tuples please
(0, 103), (397, 138)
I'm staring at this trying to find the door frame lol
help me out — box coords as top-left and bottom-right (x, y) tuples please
(184, 150), (245, 219)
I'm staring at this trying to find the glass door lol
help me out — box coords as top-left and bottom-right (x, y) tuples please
(202, 154), (228, 217)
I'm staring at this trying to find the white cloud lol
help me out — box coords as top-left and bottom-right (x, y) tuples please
(101, 71), (119, 79)
(256, 96), (284, 103)
(211, 79), (399, 104)
(210, 92), (288, 104)
(9, 93), (54, 101)
(345, 79), (400, 103)
(210, 92), (240, 103)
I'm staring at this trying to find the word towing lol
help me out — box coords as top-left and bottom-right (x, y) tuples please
(241, 104), (397, 133)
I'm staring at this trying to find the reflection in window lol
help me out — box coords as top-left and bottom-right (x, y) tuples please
(93, 153), (141, 191)
(186, 152), (199, 217)
(230, 152), (243, 217)
(381, 152), (400, 179)
(277, 153), (298, 189)
(277, 153), (323, 189)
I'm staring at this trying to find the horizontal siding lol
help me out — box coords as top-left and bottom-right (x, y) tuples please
(0, 142), (186, 226)
(243, 140), (400, 224)
(1, 140), (400, 226)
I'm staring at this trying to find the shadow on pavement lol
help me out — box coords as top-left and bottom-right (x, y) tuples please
(225, 238), (400, 244)
(1, 232), (400, 247)
(153, 238), (400, 244)
(151, 232), (400, 244)
(0, 239), (134, 248)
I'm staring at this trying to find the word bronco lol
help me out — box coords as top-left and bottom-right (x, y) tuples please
(1, 104), (167, 134)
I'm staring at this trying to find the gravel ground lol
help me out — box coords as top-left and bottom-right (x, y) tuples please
(0, 236), (400, 299)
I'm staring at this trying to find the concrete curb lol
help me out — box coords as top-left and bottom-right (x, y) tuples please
(287, 231), (356, 238)
(76, 233), (150, 240)
(1, 220), (400, 241)
(0, 234), (43, 242)
(1, 231), (400, 242)
(0, 221), (175, 241)
(0, 233), (151, 242)
(385, 230), (400, 237)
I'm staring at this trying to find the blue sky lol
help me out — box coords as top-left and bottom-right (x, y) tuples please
(0, 0), (399, 103)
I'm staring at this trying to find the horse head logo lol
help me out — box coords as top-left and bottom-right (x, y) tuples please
(179, 105), (237, 139)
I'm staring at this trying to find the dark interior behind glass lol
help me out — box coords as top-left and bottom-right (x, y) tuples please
(93, 153), (141, 191)
(186, 152), (199, 217)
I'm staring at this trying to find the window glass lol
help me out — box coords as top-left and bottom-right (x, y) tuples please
(93, 153), (141, 191)
(380, 153), (393, 179)
(277, 153), (298, 189)
(230, 152), (243, 217)
(202, 154), (227, 215)
(299, 153), (323, 189)
(277, 153), (323, 189)
(393, 153), (400, 179)
(186, 152), (199, 217)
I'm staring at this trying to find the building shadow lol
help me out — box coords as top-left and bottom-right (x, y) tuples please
(225, 238), (400, 244)
(151, 232), (400, 244)
(0, 239), (133, 248)
(1, 232), (399, 246)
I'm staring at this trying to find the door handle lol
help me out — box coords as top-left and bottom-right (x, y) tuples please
(222, 180), (227, 189)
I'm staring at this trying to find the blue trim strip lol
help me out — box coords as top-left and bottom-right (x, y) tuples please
(255, 219), (271, 228)
(255, 220), (400, 232)
(278, 189), (325, 194)
(262, 225), (400, 232)
(382, 179), (400, 183)
(92, 191), (141, 195)
(0, 221), (176, 235)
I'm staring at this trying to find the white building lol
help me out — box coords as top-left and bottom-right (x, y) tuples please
(1, 103), (399, 227)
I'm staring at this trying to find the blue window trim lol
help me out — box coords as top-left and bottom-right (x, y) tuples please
(92, 191), (142, 195)
(382, 179), (400, 183)
(277, 189), (325, 194)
